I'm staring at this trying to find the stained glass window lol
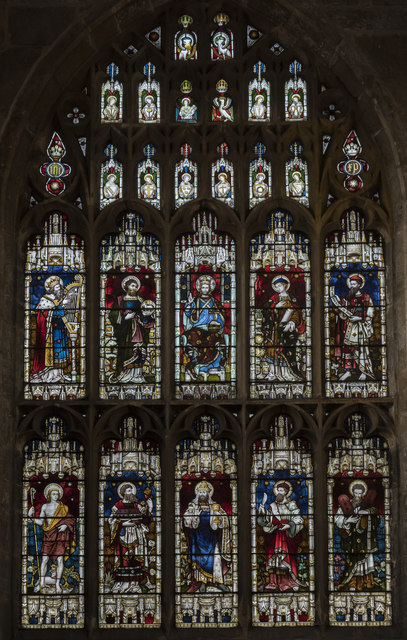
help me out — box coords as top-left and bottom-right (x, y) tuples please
(24, 212), (86, 400)
(328, 413), (391, 625)
(212, 79), (234, 122)
(174, 15), (197, 60)
(100, 212), (161, 400)
(285, 60), (307, 121)
(286, 142), (309, 207)
(324, 208), (387, 397)
(249, 142), (271, 209)
(137, 144), (160, 209)
(101, 62), (123, 123)
(250, 211), (311, 399)
(138, 63), (160, 123)
(175, 415), (238, 627)
(212, 142), (234, 208)
(22, 416), (84, 627)
(211, 13), (234, 60)
(251, 414), (314, 625)
(175, 144), (198, 209)
(248, 62), (270, 121)
(100, 144), (123, 209)
(99, 416), (161, 627)
(175, 211), (236, 399)
(175, 80), (198, 122)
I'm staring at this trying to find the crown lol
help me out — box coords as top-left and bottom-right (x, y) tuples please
(216, 78), (228, 93)
(180, 79), (192, 94)
(214, 12), (229, 26)
(178, 14), (193, 28)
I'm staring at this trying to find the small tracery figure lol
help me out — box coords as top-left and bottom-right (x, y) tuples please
(214, 172), (231, 199)
(288, 170), (306, 199)
(212, 79), (234, 122)
(174, 15), (197, 60)
(252, 171), (269, 199)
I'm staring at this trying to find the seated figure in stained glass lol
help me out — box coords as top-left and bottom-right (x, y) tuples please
(182, 274), (226, 381)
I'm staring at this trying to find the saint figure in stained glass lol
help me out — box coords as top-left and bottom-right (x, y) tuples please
(212, 142), (234, 208)
(175, 143), (197, 209)
(99, 417), (161, 626)
(250, 211), (311, 399)
(137, 144), (160, 209)
(212, 79), (234, 122)
(211, 13), (233, 60)
(100, 212), (161, 400)
(328, 413), (391, 624)
(100, 144), (123, 209)
(175, 211), (236, 399)
(324, 209), (387, 398)
(22, 417), (84, 627)
(251, 414), (314, 625)
(249, 142), (271, 209)
(176, 80), (198, 122)
(248, 62), (270, 121)
(101, 63), (123, 123)
(175, 416), (238, 627)
(285, 60), (307, 121)
(174, 15), (197, 60)
(25, 213), (85, 400)
(139, 63), (160, 123)
(286, 142), (309, 207)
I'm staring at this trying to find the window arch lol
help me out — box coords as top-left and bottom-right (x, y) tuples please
(4, 2), (400, 638)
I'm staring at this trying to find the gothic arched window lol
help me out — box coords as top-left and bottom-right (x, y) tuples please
(15, 3), (396, 637)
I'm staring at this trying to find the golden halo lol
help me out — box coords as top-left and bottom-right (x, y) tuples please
(273, 480), (293, 498)
(117, 481), (137, 500)
(349, 479), (368, 497)
(346, 273), (365, 289)
(121, 275), (141, 292)
(217, 172), (228, 181)
(195, 274), (216, 293)
(44, 483), (64, 502)
(194, 480), (214, 498)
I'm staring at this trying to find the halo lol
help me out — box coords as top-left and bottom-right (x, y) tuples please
(117, 481), (137, 500)
(122, 275), (141, 292)
(273, 480), (293, 498)
(217, 172), (228, 181)
(194, 480), (214, 498)
(291, 170), (303, 179)
(349, 479), (368, 497)
(195, 274), (216, 292)
(44, 483), (63, 501)
(271, 274), (290, 292)
(255, 172), (266, 181)
(255, 94), (265, 102)
(346, 273), (365, 289)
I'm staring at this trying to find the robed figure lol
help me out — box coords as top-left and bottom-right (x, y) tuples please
(183, 480), (231, 593)
(109, 275), (155, 384)
(257, 480), (307, 591)
(182, 274), (226, 380)
(334, 480), (380, 591)
(262, 274), (306, 382)
(108, 482), (153, 593)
